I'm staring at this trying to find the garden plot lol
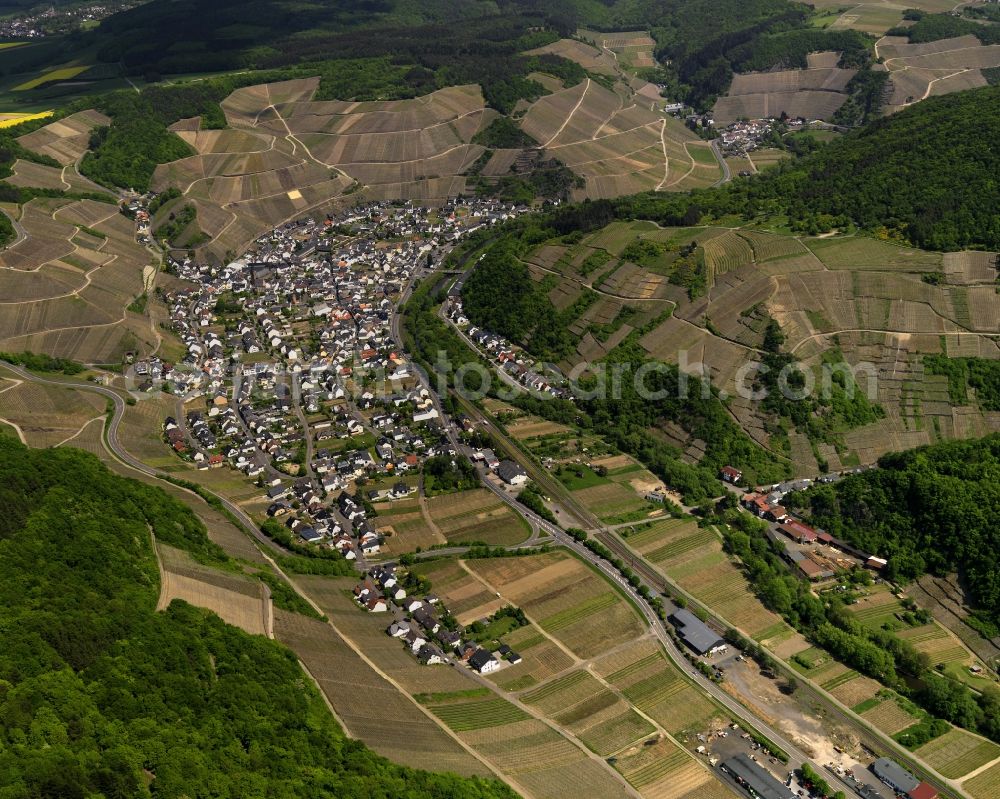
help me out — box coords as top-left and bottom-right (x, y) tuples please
(524, 83), (716, 197)
(522, 669), (657, 756)
(0, 378), (106, 448)
(714, 89), (851, 125)
(827, 673), (883, 709)
(377, 508), (442, 554)
(572, 480), (650, 522)
(738, 229), (811, 262)
(896, 622), (971, 668)
(859, 695), (921, 735)
(506, 417), (572, 440)
(580, 31), (656, 66)
(5, 159), (67, 190)
(596, 638), (719, 735)
(488, 623), (576, 691)
(966, 759), (1000, 799)
(653, 532), (790, 642)
(525, 38), (620, 76)
(466, 717), (633, 799)
(0, 194), (156, 360)
(704, 230), (754, 276)
(880, 35), (1000, 111)
(414, 558), (505, 624)
(614, 736), (731, 799)
(714, 64), (856, 124)
(806, 236), (943, 271)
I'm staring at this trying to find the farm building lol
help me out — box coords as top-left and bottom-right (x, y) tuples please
(721, 753), (794, 799)
(497, 460), (528, 486)
(669, 608), (725, 655)
(871, 758), (919, 796)
(780, 520), (818, 544)
(785, 550), (835, 581)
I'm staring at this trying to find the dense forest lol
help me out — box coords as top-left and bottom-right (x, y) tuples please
(887, 11), (1000, 44)
(785, 434), (1000, 628)
(924, 354), (1000, 410)
(720, 85), (1000, 249)
(0, 438), (515, 799)
(8, 0), (875, 113)
(461, 241), (578, 359)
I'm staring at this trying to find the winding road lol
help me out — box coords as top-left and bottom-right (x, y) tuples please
(0, 361), (290, 557)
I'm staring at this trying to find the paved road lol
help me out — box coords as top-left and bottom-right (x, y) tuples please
(711, 140), (732, 185)
(1, 362), (291, 557)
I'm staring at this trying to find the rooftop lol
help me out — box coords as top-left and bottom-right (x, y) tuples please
(722, 754), (794, 799)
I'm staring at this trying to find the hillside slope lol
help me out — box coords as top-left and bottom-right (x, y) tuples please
(0, 437), (514, 799)
(735, 85), (1000, 250)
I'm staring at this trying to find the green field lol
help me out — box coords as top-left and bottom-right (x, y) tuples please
(428, 697), (531, 731)
(556, 464), (610, 490)
(540, 592), (618, 633)
(916, 728), (1000, 780)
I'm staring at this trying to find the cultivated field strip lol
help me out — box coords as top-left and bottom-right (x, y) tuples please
(150, 81), (491, 257)
(0, 194), (156, 361)
(273, 608), (494, 777)
(17, 109), (110, 165)
(468, 552), (646, 659)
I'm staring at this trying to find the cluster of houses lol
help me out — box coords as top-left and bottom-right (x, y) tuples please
(469, 447), (529, 486)
(445, 297), (569, 398)
(355, 565), (521, 673)
(153, 199), (528, 550)
(717, 119), (778, 155)
(265, 480), (384, 557)
(0, 0), (138, 38)
(739, 489), (888, 581)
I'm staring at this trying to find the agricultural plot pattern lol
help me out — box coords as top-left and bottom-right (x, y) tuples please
(879, 35), (1000, 112)
(274, 607), (493, 777)
(620, 520), (791, 643)
(578, 30), (658, 71)
(294, 559), (730, 799)
(17, 109), (110, 165)
(551, 219), (1000, 470)
(713, 58), (857, 125)
(0, 196), (157, 362)
(445, 553), (728, 799)
(426, 489), (530, 547)
(517, 45), (720, 197)
(0, 368), (107, 447)
(809, 0), (963, 34)
(152, 79), (492, 257)
(916, 729), (1000, 780)
(467, 553), (646, 659)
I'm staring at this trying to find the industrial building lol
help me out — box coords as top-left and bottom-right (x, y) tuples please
(721, 754), (795, 799)
(668, 608), (725, 655)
